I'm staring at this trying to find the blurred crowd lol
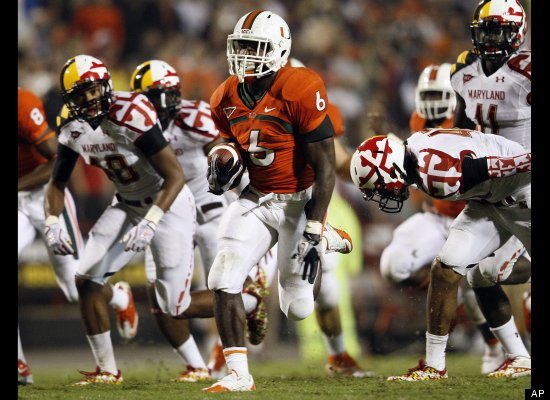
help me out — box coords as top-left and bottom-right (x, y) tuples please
(18, 0), (531, 356)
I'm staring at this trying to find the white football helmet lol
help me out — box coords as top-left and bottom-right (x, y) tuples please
(288, 57), (305, 68)
(350, 135), (409, 213)
(471, 0), (527, 62)
(227, 10), (291, 83)
(415, 63), (456, 120)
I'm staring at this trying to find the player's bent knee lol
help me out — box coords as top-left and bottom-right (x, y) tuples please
(286, 298), (315, 321)
(207, 249), (247, 294)
(380, 247), (410, 283)
(431, 257), (463, 283)
(466, 266), (496, 288)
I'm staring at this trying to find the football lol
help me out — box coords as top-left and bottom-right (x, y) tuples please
(207, 142), (246, 194)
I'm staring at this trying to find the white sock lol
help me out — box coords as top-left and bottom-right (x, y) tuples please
(490, 317), (530, 358)
(242, 293), (258, 314)
(86, 331), (118, 374)
(322, 333), (345, 356)
(223, 347), (250, 377)
(174, 336), (207, 369)
(425, 332), (448, 371)
(109, 285), (129, 310)
(18, 326), (27, 362)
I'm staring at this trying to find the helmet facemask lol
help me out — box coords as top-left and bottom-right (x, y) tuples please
(417, 90), (455, 120)
(227, 37), (279, 83)
(142, 85), (181, 130)
(361, 165), (410, 213)
(471, 18), (520, 63)
(63, 80), (112, 127)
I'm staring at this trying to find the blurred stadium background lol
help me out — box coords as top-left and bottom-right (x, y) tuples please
(18, 0), (531, 368)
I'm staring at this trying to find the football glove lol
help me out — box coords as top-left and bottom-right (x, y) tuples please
(44, 217), (74, 255)
(121, 219), (157, 252)
(292, 220), (324, 283)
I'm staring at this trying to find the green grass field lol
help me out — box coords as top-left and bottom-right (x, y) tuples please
(18, 353), (529, 400)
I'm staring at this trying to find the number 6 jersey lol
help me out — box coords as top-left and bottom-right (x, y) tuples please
(210, 66), (330, 194)
(57, 91), (167, 201)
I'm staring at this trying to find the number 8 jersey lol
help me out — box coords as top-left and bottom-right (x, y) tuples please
(57, 91), (166, 200)
(450, 50), (531, 151)
(210, 66), (330, 194)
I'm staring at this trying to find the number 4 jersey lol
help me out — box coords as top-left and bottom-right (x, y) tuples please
(57, 91), (166, 201)
(451, 50), (531, 151)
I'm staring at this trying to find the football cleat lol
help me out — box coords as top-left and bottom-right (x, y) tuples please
(207, 343), (227, 380)
(387, 359), (448, 381)
(325, 352), (375, 378)
(244, 267), (269, 345)
(114, 281), (139, 340)
(202, 370), (255, 392)
(73, 367), (123, 385)
(481, 342), (506, 375)
(487, 355), (531, 378)
(323, 223), (353, 254)
(173, 366), (212, 383)
(18, 359), (34, 385)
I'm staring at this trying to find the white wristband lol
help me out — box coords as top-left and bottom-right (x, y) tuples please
(305, 220), (323, 235)
(144, 205), (165, 225)
(45, 215), (59, 227)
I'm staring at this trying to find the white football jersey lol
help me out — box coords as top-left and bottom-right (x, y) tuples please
(451, 51), (531, 150)
(163, 99), (219, 204)
(58, 91), (164, 200)
(407, 128), (530, 203)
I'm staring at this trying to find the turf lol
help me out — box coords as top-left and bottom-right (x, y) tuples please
(18, 353), (529, 400)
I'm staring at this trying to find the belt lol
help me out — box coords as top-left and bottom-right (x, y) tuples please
(248, 186), (311, 202)
(496, 196), (528, 209)
(115, 193), (154, 208)
(200, 202), (224, 214)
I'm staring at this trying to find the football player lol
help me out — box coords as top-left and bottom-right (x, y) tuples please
(379, 64), (506, 374)
(128, 59), (273, 382)
(451, 0), (531, 378)
(202, 10), (336, 392)
(44, 54), (196, 385)
(350, 129), (530, 381)
(18, 87), (135, 385)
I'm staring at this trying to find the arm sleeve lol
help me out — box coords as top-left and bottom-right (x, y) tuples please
(302, 115), (334, 143)
(52, 143), (80, 183)
(134, 123), (169, 157)
(461, 156), (489, 192)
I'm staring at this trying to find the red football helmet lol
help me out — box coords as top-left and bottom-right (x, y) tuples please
(350, 135), (409, 213)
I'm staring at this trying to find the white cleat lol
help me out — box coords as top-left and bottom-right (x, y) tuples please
(202, 371), (255, 392)
(323, 223), (352, 254)
(487, 355), (531, 378)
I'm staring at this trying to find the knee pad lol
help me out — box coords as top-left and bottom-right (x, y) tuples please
(286, 297), (315, 321)
(278, 279), (315, 321)
(466, 266), (496, 289)
(207, 248), (248, 294)
(154, 278), (191, 317)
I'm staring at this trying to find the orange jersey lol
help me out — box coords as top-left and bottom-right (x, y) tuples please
(210, 66), (330, 193)
(18, 88), (55, 178)
(327, 102), (344, 138)
(409, 111), (464, 217)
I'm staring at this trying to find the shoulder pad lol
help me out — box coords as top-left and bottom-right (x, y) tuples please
(210, 77), (237, 109)
(279, 67), (323, 101)
(507, 51), (531, 80)
(56, 104), (72, 131)
(451, 50), (478, 76)
(109, 91), (158, 134)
